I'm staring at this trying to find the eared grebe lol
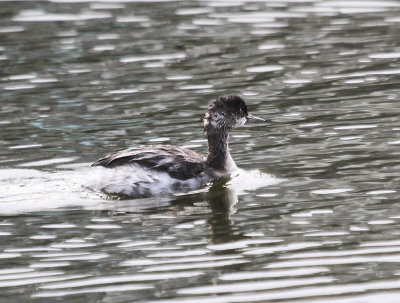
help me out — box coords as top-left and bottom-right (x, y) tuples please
(90, 95), (264, 197)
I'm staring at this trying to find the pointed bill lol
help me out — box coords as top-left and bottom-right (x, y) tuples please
(247, 113), (265, 122)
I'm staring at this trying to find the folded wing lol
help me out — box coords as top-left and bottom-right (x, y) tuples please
(92, 145), (206, 180)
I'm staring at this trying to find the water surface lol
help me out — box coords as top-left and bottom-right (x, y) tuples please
(1, 0), (400, 302)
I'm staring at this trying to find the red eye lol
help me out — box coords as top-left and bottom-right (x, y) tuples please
(239, 109), (243, 116)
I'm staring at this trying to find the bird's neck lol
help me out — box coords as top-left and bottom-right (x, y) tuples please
(205, 127), (236, 172)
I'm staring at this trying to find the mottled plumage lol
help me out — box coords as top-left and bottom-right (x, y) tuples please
(92, 145), (207, 180)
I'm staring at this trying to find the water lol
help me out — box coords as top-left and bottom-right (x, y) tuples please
(1, 0), (400, 302)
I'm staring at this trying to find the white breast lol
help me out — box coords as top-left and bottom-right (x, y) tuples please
(225, 151), (238, 173)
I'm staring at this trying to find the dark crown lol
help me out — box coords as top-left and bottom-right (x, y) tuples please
(208, 95), (248, 116)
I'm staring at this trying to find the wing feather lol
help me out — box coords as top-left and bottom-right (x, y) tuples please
(91, 145), (206, 180)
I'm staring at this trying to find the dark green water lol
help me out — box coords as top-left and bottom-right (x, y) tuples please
(1, 0), (400, 302)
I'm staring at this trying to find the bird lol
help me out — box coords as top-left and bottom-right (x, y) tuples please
(90, 95), (264, 198)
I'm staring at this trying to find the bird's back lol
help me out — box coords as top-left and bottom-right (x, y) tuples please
(92, 145), (207, 180)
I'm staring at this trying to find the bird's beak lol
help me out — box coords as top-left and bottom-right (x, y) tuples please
(247, 113), (265, 122)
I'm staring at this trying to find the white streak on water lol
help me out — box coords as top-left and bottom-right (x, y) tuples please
(13, 10), (111, 22)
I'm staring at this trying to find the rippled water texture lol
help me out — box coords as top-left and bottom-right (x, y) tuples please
(1, 0), (400, 302)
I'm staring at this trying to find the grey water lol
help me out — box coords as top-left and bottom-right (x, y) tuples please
(1, 0), (400, 302)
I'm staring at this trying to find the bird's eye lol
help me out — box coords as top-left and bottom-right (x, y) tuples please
(239, 109), (243, 116)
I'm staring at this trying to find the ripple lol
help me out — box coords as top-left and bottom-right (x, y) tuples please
(324, 68), (400, 79)
(108, 88), (138, 94)
(258, 43), (285, 50)
(92, 44), (115, 52)
(34, 283), (152, 298)
(368, 220), (394, 225)
(0, 26), (25, 33)
(179, 84), (213, 90)
(30, 77), (58, 83)
(120, 52), (185, 63)
(366, 190), (396, 195)
(228, 17), (275, 24)
(51, 242), (96, 249)
(281, 246), (400, 259)
(144, 280), (400, 303)
(256, 193), (278, 197)
(305, 231), (348, 237)
(174, 222), (194, 229)
(3, 84), (36, 90)
(334, 125), (377, 130)
(9, 144), (42, 150)
(251, 29), (279, 35)
(283, 79), (312, 84)
(124, 255), (241, 267)
(267, 254), (400, 269)
(30, 262), (70, 268)
(179, 277), (333, 295)
(369, 52), (400, 59)
(0, 270), (63, 281)
(310, 188), (353, 194)
(166, 75), (193, 80)
(344, 78), (365, 84)
(315, 1), (400, 14)
(350, 226), (369, 231)
(220, 267), (330, 281)
(252, 22), (288, 28)
(246, 65), (283, 73)
(291, 209), (333, 217)
(149, 137), (170, 142)
(13, 10), (112, 22)
(96, 33), (120, 40)
(6, 74), (36, 80)
(0, 273), (87, 288)
(340, 136), (362, 141)
(117, 240), (160, 248)
(41, 224), (77, 229)
(116, 15), (150, 23)
(85, 224), (122, 229)
(18, 157), (77, 167)
(37, 253), (108, 262)
(0, 253), (20, 259)
(90, 2), (124, 10)
(146, 249), (210, 257)
(192, 19), (223, 26)
(385, 17), (400, 23)
(207, 239), (282, 251)
(5, 246), (59, 253)
(244, 242), (322, 255)
(30, 235), (57, 240)
(40, 272), (202, 290)
(140, 259), (249, 272)
(317, 0), (400, 8)
(361, 240), (400, 247)
(212, 11), (306, 23)
(0, 268), (33, 275)
(176, 8), (213, 15)
(67, 68), (91, 74)
(207, 1), (244, 7)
